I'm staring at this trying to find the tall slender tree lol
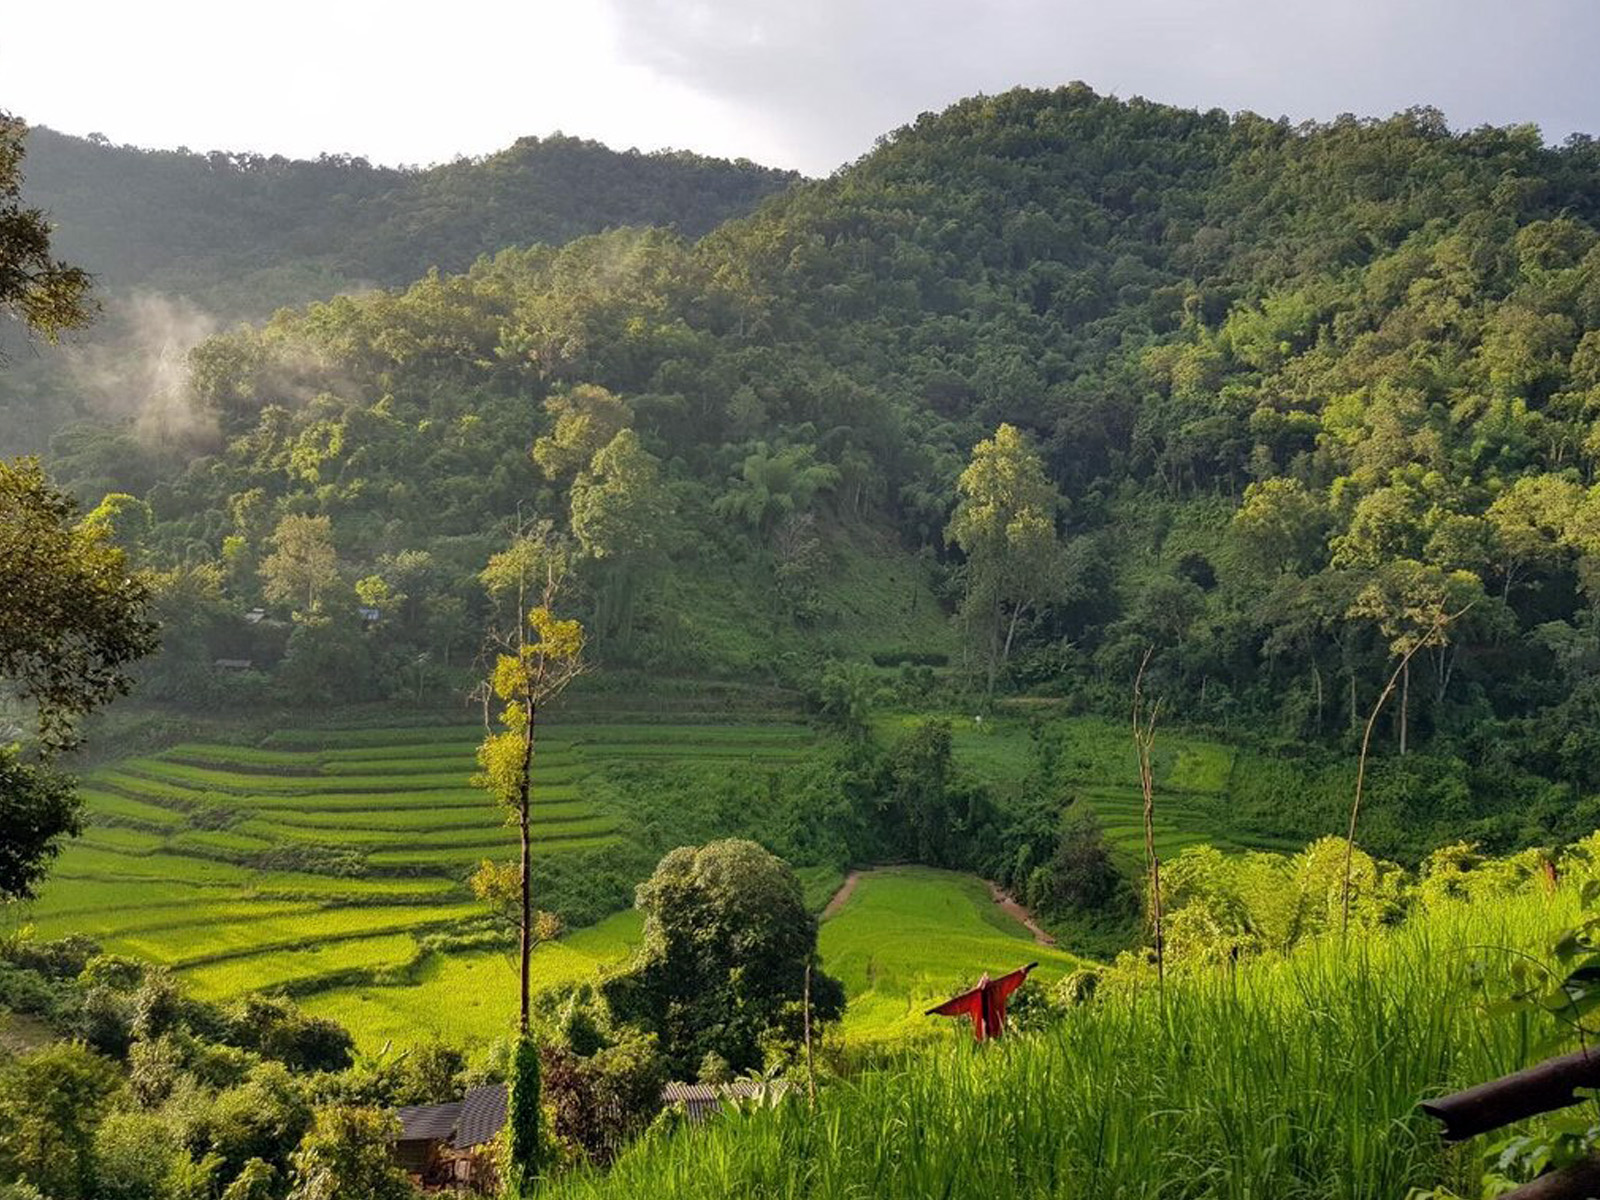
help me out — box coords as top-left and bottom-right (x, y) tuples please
(474, 531), (586, 1031)
(947, 424), (1066, 698)
(474, 530), (585, 1190)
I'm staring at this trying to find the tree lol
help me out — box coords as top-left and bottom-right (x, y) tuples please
(0, 1042), (122, 1200)
(473, 531), (586, 1034)
(532, 384), (633, 483)
(602, 839), (844, 1076)
(1231, 478), (1327, 575)
(0, 459), (158, 753)
(0, 112), (92, 346)
(570, 428), (665, 647)
(0, 459), (157, 902)
(285, 1108), (410, 1200)
(946, 424), (1067, 697)
(260, 515), (339, 613)
(713, 443), (839, 540)
(816, 659), (876, 740)
(0, 750), (79, 903)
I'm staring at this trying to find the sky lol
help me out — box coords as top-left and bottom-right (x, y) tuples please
(5, 0), (1598, 177)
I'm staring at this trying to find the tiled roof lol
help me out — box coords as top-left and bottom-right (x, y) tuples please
(454, 1083), (508, 1149)
(396, 1100), (461, 1143)
(393, 1084), (506, 1149)
(662, 1080), (785, 1104)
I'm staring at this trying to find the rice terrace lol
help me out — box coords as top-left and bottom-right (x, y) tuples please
(11, 25), (1600, 1200)
(24, 706), (1234, 1048)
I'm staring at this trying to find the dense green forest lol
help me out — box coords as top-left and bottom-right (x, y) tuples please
(33, 86), (1600, 867)
(17, 127), (796, 307)
(0, 127), (795, 451)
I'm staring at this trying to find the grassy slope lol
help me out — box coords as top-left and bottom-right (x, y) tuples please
(27, 700), (1325, 1051)
(542, 887), (1577, 1200)
(25, 717), (815, 1002)
(820, 868), (1084, 1044)
(299, 910), (645, 1049)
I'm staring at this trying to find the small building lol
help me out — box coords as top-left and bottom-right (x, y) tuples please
(395, 1083), (506, 1189)
(393, 1078), (788, 1186)
(661, 1079), (789, 1123)
(243, 608), (266, 624)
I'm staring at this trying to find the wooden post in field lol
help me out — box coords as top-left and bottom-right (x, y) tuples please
(1133, 648), (1164, 992)
(803, 961), (816, 1112)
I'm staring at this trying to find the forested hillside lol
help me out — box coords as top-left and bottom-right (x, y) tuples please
(39, 85), (1600, 859)
(18, 127), (797, 307)
(0, 125), (795, 451)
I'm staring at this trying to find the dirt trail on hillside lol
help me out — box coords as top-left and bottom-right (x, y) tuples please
(986, 881), (1057, 946)
(820, 868), (1056, 948)
(822, 869), (864, 919)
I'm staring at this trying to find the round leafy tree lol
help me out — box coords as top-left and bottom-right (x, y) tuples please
(602, 839), (843, 1076)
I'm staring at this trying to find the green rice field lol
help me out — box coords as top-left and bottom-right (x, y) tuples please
(301, 910), (646, 1048)
(881, 711), (1301, 858)
(25, 716), (817, 1002)
(819, 868), (1085, 1043)
(22, 706), (1301, 1046)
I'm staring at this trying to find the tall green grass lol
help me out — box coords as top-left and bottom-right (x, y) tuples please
(545, 890), (1574, 1200)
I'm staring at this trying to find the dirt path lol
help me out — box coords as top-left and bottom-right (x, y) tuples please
(821, 869), (864, 919)
(986, 881), (1058, 946)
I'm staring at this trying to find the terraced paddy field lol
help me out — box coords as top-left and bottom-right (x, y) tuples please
(21, 704), (1307, 1051)
(818, 867), (1086, 1043)
(879, 711), (1303, 859)
(300, 910), (645, 1049)
(304, 869), (1079, 1052)
(25, 717), (818, 1002)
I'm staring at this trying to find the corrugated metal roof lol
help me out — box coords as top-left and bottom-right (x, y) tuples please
(662, 1080), (782, 1103)
(454, 1083), (508, 1149)
(395, 1100), (462, 1143)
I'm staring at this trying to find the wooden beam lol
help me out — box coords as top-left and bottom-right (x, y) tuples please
(1419, 1049), (1600, 1141)
(1500, 1156), (1600, 1200)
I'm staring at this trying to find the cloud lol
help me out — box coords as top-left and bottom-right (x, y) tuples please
(602, 0), (1597, 173)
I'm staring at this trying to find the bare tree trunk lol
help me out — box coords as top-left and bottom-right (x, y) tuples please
(1312, 660), (1323, 736)
(1399, 659), (1409, 756)
(1133, 650), (1164, 993)
(518, 698), (536, 1035)
(999, 602), (1026, 681)
(1343, 641), (1428, 933)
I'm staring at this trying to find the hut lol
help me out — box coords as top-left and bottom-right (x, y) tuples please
(394, 1083), (506, 1189)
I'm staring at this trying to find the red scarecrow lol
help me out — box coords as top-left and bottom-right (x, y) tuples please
(924, 962), (1038, 1041)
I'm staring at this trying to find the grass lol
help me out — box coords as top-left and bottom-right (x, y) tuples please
(540, 886), (1579, 1200)
(33, 704), (1313, 1023)
(819, 868), (1084, 1043)
(28, 715), (819, 1001)
(301, 910), (646, 1049)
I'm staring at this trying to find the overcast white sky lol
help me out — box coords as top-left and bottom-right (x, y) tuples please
(5, 0), (1597, 176)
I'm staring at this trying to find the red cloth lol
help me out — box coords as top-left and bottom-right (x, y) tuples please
(925, 963), (1037, 1041)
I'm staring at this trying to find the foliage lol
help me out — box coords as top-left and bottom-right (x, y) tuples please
(0, 458), (158, 754)
(505, 1035), (545, 1192)
(602, 840), (844, 1075)
(0, 113), (91, 344)
(285, 1107), (411, 1200)
(0, 1042), (122, 1200)
(947, 424), (1066, 695)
